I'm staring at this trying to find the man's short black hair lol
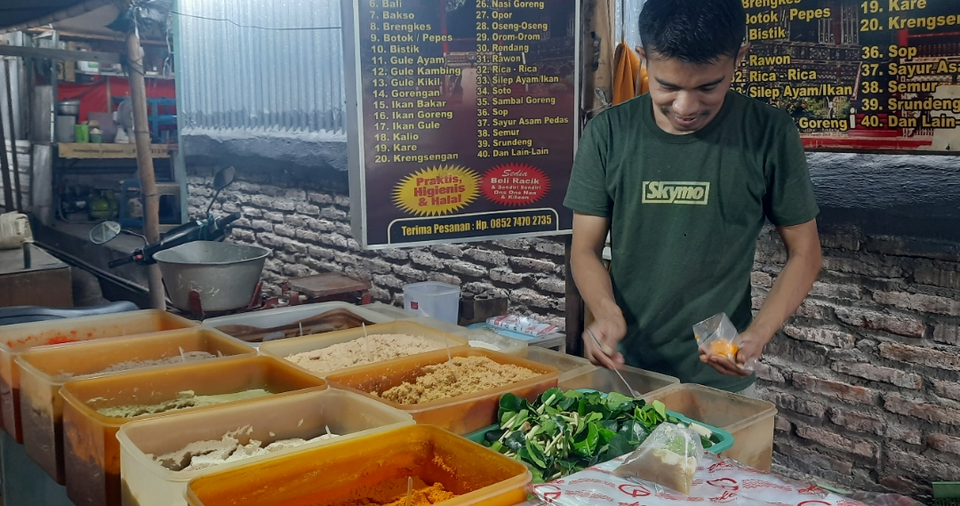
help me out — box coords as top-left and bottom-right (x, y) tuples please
(638, 0), (746, 64)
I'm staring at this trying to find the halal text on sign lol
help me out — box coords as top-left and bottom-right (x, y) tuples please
(738, 0), (960, 153)
(344, 0), (580, 248)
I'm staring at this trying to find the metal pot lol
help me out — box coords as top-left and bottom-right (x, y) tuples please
(153, 241), (270, 312)
(58, 100), (81, 116)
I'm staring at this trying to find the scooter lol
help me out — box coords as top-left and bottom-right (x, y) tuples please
(90, 166), (240, 267)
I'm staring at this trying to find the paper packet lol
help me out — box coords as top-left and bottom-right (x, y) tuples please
(614, 422), (703, 494)
(487, 314), (557, 337)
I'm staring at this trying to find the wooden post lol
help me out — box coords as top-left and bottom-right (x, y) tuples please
(0, 92), (12, 211)
(4, 58), (23, 210)
(126, 29), (166, 310)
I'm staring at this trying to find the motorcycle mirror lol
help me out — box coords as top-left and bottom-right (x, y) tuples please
(90, 221), (122, 245)
(213, 166), (236, 191)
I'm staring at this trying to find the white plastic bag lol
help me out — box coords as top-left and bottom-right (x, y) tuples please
(614, 423), (702, 494)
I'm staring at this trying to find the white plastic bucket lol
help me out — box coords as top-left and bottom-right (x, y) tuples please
(403, 281), (460, 324)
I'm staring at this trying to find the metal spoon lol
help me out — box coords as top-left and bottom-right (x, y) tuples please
(586, 328), (642, 398)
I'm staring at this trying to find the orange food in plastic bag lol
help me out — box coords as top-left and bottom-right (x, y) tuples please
(708, 340), (738, 361)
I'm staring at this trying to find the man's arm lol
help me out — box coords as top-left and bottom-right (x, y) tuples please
(703, 218), (822, 377)
(570, 211), (627, 369)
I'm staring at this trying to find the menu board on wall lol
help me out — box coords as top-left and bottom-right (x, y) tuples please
(343, 0), (580, 248)
(738, 0), (960, 153)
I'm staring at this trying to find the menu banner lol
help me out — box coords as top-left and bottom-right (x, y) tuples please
(343, 0), (580, 248)
(738, 0), (960, 153)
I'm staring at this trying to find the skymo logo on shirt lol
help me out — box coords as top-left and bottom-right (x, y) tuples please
(641, 181), (710, 205)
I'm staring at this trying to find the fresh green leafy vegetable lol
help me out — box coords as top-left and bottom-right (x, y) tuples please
(484, 388), (715, 483)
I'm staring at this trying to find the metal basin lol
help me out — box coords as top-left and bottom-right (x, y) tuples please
(153, 241), (270, 312)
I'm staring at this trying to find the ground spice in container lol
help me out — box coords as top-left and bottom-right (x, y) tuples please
(54, 351), (218, 382)
(319, 477), (456, 506)
(379, 356), (538, 405)
(285, 334), (445, 375)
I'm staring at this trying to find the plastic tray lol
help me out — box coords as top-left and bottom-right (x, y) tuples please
(258, 320), (470, 378)
(522, 347), (596, 383)
(16, 328), (255, 484)
(185, 425), (531, 506)
(326, 348), (559, 435)
(559, 364), (680, 398)
(0, 309), (196, 441)
(201, 301), (392, 344)
(118, 389), (414, 506)
(465, 411), (734, 454)
(60, 356), (326, 506)
(643, 383), (777, 470)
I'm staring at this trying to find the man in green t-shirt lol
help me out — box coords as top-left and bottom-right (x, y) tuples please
(565, 0), (823, 394)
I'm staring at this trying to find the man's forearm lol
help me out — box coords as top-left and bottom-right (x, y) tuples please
(570, 251), (622, 321)
(750, 250), (821, 341)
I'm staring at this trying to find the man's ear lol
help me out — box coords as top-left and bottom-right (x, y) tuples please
(736, 44), (751, 67)
(638, 46), (647, 68)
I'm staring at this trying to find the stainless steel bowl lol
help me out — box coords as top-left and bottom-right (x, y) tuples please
(153, 241), (270, 312)
(58, 100), (81, 116)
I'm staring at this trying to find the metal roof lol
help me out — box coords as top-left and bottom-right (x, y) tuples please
(0, 0), (119, 33)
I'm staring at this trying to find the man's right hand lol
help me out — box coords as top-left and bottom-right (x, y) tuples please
(583, 314), (627, 370)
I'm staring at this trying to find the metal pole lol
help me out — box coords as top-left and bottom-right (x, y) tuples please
(0, 89), (13, 211)
(126, 27), (166, 310)
(4, 58), (23, 210)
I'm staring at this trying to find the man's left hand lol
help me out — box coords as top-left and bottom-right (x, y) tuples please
(699, 327), (768, 378)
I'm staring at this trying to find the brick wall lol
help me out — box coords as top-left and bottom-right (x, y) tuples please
(754, 225), (960, 500)
(189, 166), (960, 501)
(187, 167), (567, 329)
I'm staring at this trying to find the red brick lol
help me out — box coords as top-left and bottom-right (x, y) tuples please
(822, 256), (903, 278)
(928, 434), (960, 456)
(775, 393), (826, 419)
(774, 440), (855, 474)
(751, 271), (774, 288)
(793, 374), (880, 405)
(834, 307), (926, 338)
(884, 394), (960, 426)
(819, 229), (860, 251)
(884, 448), (958, 481)
(809, 281), (863, 301)
(933, 380), (960, 402)
(879, 342), (960, 371)
(914, 265), (960, 289)
(775, 415), (792, 433)
(755, 361), (786, 383)
(830, 361), (922, 389)
(885, 424), (923, 446)
(783, 324), (855, 348)
(795, 424), (879, 458)
(933, 323), (960, 345)
(795, 300), (830, 320)
(828, 408), (885, 435)
(879, 476), (928, 498)
(873, 291), (960, 316)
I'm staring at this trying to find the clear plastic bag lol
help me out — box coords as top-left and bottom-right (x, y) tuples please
(693, 312), (740, 362)
(614, 422), (703, 494)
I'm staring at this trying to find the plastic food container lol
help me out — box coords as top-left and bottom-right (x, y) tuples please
(118, 389), (414, 506)
(258, 320), (470, 378)
(462, 327), (527, 356)
(16, 328), (255, 484)
(0, 309), (196, 441)
(403, 281), (461, 323)
(60, 356), (326, 506)
(201, 301), (392, 345)
(185, 424), (531, 506)
(560, 364), (680, 398)
(326, 348), (559, 435)
(643, 383), (777, 470)
(523, 347), (596, 383)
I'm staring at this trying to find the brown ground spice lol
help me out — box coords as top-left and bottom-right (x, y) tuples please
(285, 334), (444, 375)
(321, 477), (455, 506)
(379, 356), (538, 405)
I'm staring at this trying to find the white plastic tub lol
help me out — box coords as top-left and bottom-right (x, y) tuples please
(403, 281), (460, 323)
(201, 302), (392, 345)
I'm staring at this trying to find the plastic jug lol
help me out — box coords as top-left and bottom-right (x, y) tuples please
(403, 281), (460, 324)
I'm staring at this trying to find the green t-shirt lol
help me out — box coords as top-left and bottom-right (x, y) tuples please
(564, 91), (819, 392)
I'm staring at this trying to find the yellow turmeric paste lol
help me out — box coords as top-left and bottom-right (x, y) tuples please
(324, 477), (456, 506)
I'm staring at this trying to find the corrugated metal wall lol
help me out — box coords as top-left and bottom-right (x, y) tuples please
(176, 0), (346, 139)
